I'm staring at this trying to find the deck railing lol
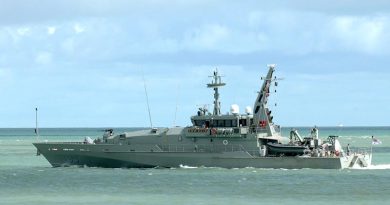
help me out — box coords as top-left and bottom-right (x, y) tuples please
(156, 144), (256, 154)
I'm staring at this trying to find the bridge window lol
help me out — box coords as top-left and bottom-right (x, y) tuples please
(212, 120), (218, 127)
(194, 120), (205, 127)
(232, 120), (237, 127)
(239, 119), (247, 127)
(218, 120), (225, 127)
(225, 120), (232, 127)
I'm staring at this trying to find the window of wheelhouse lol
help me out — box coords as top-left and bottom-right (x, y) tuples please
(211, 120), (238, 128)
(239, 119), (247, 127)
(211, 120), (218, 127)
(225, 120), (232, 127)
(218, 120), (225, 127)
(194, 120), (205, 127)
(232, 119), (238, 127)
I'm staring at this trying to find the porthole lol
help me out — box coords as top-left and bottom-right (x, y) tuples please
(223, 140), (228, 145)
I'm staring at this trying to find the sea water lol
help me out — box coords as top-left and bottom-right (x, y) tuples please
(0, 127), (389, 205)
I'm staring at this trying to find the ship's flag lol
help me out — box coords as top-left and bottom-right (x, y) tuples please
(372, 136), (382, 145)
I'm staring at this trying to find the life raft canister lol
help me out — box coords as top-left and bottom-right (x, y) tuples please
(210, 128), (217, 136)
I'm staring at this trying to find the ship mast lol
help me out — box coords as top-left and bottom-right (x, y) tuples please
(207, 69), (226, 116)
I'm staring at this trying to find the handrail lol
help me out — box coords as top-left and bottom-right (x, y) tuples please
(349, 147), (369, 156)
(37, 141), (84, 144)
(155, 144), (258, 154)
(154, 145), (163, 152)
(239, 144), (253, 157)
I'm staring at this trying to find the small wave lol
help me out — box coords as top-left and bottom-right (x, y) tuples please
(339, 135), (372, 139)
(179, 164), (198, 169)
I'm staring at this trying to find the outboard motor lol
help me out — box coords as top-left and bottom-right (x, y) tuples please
(259, 145), (267, 157)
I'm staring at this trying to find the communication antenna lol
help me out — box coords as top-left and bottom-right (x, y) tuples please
(142, 73), (153, 129)
(35, 107), (39, 141)
(173, 85), (180, 127)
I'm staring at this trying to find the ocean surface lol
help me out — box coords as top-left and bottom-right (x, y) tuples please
(1, 127), (389, 205)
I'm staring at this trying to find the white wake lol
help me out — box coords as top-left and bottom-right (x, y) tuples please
(367, 164), (390, 170)
(179, 164), (198, 169)
(352, 164), (390, 170)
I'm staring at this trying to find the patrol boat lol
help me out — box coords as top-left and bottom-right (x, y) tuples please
(33, 65), (371, 169)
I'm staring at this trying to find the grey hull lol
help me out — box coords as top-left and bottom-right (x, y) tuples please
(34, 143), (362, 169)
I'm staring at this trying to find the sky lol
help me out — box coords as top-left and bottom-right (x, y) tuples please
(0, 0), (389, 128)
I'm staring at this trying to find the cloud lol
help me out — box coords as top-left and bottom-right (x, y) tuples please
(35, 51), (52, 64)
(0, 67), (11, 78)
(1, 1), (390, 126)
(244, 11), (390, 55)
(17, 27), (30, 36)
(1, 4), (390, 70)
(0, 67), (13, 90)
(183, 24), (230, 51)
(331, 16), (388, 54)
(47, 26), (56, 35)
(73, 23), (85, 34)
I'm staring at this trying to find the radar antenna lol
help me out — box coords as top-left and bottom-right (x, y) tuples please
(207, 69), (226, 116)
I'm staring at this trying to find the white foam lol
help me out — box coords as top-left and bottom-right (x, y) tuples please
(367, 164), (390, 170)
(179, 164), (198, 169)
(352, 164), (390, 170)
